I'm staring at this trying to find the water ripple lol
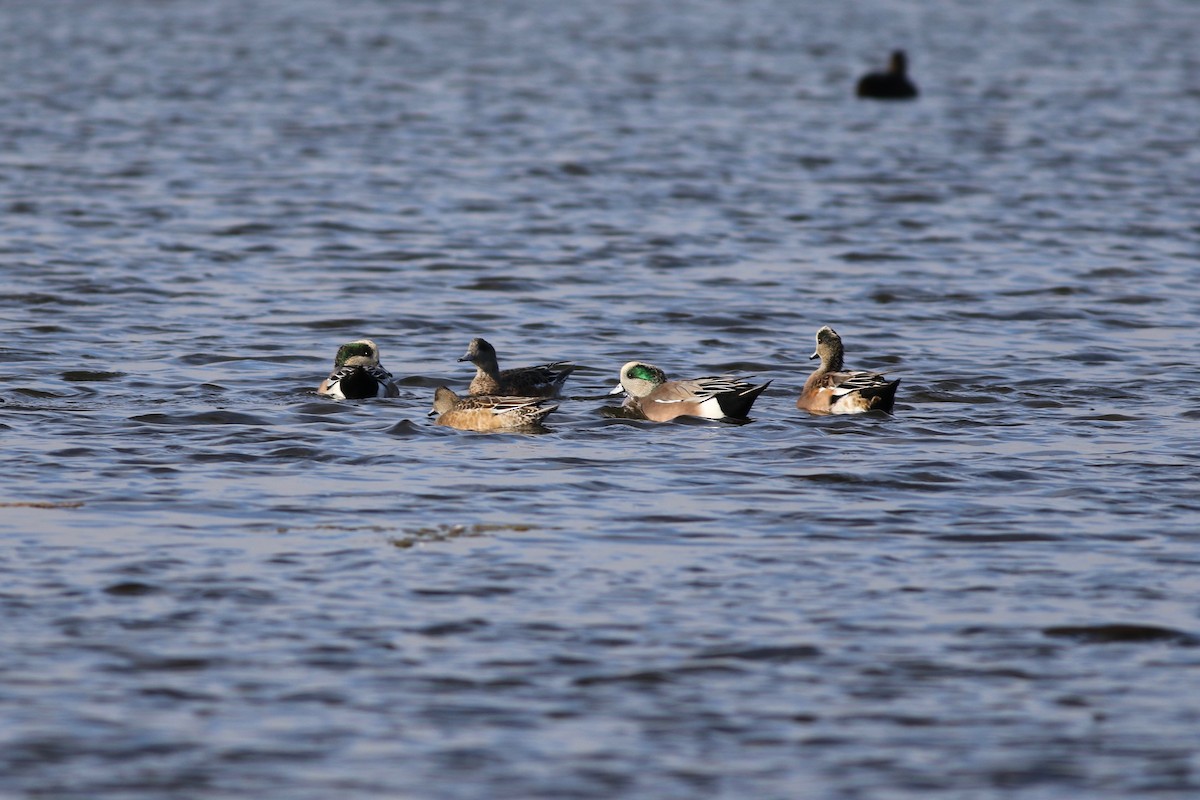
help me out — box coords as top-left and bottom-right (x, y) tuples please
(3, 0), (1200, 798)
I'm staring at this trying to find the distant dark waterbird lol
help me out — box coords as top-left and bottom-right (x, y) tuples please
(856, 50), (919, 100)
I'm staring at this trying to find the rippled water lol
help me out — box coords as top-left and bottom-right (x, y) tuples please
(3, 0), (1200, 797)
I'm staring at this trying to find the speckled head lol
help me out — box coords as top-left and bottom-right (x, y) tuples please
(431, 386), (459, 415)
(811, 326), (845, 371)
(458, 337), (496, 365)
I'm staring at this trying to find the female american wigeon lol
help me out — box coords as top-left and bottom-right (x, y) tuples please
(317, 339), (400, 399)
(610, 361), (771, 422)
(458, 337), (575, 397)
(429, 387), (557, 431)
(798, 326), (899, 414)
(856, 50), (919, 100)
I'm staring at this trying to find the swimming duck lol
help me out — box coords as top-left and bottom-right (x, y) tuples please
(610, 361), (771, 422)
(458, 337), (575, 397)
(429, 387), (557, 431)
(317, 339), (400, 399)
(798, 326), (899, 414)
(856, 50), (919, 100)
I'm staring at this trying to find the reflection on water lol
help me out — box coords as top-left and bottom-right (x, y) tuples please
(2, 0), (1200, 797)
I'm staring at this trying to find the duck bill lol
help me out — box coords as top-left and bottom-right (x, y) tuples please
(809, 351), (819, 360)
(608, 383), (625, 396)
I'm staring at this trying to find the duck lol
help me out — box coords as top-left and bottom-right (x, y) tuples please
(856, 50), (919, 100)
(317, 339), (400, 399)
(458, 337), (575, 397)
(610, 361), (771, 422)
(429, 387), (557, 431)
(798, 326), (899, 414)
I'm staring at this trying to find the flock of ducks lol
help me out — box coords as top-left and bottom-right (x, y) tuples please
(314, 48), (916, 430)
(316, 328), (900, 431)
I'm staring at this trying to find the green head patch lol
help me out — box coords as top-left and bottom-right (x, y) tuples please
(335, 342), (375, 367)
(628, 364), (665, 384)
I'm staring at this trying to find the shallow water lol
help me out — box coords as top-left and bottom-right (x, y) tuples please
(3, 0), (1200, 797)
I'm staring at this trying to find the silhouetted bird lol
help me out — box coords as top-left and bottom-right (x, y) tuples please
(856, 50), (918, 100)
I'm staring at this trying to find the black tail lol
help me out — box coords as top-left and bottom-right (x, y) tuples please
(863, 379), (900, 413)
(717, 381), (772, 419)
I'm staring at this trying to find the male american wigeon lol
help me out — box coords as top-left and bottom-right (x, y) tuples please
(458, 337), (575, 397)
(317, 339), (400, 399)
(610, 361), (771, 422)
(798, 326), (899, 414)
(429, 387), (557, 431)
(856, 50), (919, 100)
